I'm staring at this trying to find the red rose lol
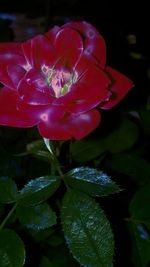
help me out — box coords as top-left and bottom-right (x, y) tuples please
(0, 21), (133, 140)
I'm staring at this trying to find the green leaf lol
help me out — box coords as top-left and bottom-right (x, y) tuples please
(17, 175), (61, 206)
(128, 186), (150, 266)
(30, 227), (54, 243)
(39, 256), (53, 267)
(109, 153), (150, 185)
(0, 177), (17, 203)
(27, 139), (45, 154)
(140, 110), (150, 135)
(65, 167), (121, 197)
(61, 189), (114, 267)
(129, 185), (150, 230)
(26, 140), (52, 162)
(105, 118), (139, 153)
(128, 223), (150, 267)
(16, 203), (56, 231)
(71, 118), (138, 162)
(71, 138), (107, 162)
(0, 229), (25, 267)
(39, 245), (78, 267)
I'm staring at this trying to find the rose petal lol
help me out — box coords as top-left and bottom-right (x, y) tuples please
(0, 53), (26, 89)
(0, 43), (22, 55)
(22, 39), (33, 66)
(24, 68), (53, 94)
(0, 43), (26, 89)
(63, 21), (106, 67)
(45, 26), (60, 43)
(74, 52), (96, 77)
(54, 65), (111, 113)
(18, 100), (50, 122)
(100, 66), (134, 109)
(18, 78), (54, 105)
(7, 65), (26, 89)
(38, 106), (72, 140)
(0, 87), (38, 127)
(53, 28), (83, 69)
(31, 35), (55, 69)
(0, 67), (14, 89)
(38, 107), (100, 140)
(68, 109), (101, 140)
(22, 35), (55, 70)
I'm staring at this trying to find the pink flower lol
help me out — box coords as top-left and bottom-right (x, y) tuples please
(0, 21), (134, 140)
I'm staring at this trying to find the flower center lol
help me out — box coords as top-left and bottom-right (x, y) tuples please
(41, 65), (77, 98)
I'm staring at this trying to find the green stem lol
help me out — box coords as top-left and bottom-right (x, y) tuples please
(43, 138), (69, 187)
(0, 202), (17, 231)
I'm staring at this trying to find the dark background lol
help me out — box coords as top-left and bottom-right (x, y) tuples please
(0, 1), (149, 266)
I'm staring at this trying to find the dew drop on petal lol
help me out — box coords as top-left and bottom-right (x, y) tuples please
(40, 112), (48, 122)
(86, 29), (96, 39)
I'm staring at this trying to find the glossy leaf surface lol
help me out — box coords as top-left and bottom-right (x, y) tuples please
(17, 176), (60, 206)
(65, 167), (120, 197)
(61, 189), (114, 267)
(0, 229), (25, 267)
